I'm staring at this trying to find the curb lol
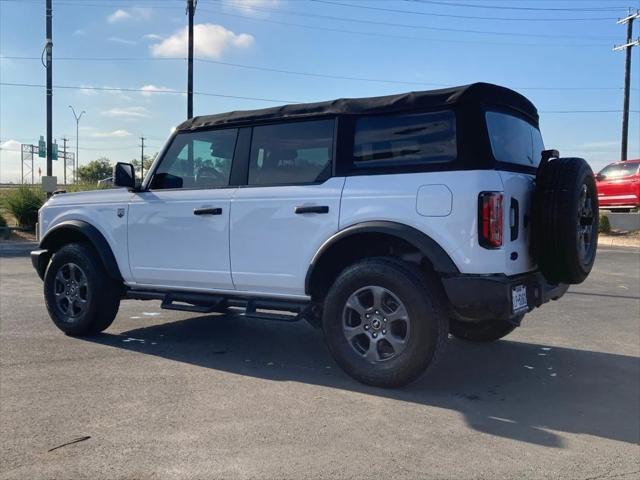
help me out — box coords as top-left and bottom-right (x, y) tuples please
(0, 242), (38, 256)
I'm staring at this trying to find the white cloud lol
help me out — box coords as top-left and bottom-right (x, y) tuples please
(102, 107), (149, 119)
(107, 7), (152, 23)
(142, 33), (162, 41)
(150, 23), (254, 59)
(0, 139), (21, 152)
(108, 37), (137, 46)
(74, 29), (86, 36)
(108, 9), (131, 23)
(91, 130), (132, 138)
(140, 85), (174, 97)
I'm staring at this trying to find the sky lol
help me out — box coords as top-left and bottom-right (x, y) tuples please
(1, 0), (639, 183)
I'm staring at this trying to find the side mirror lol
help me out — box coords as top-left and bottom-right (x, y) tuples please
(596, 173), (605, 181)
(113, 162), (136, 189)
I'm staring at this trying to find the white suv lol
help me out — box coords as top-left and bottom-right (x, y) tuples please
(32, 83), (599, 387)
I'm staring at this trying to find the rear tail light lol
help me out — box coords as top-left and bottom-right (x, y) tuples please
(479, 192), (503, 248)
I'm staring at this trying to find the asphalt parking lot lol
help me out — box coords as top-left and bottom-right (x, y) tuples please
(1, 248), (639, 480)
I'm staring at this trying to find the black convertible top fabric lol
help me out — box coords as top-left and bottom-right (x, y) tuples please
(176, 82), (537, 132)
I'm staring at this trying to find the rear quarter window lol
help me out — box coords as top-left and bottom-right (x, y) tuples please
(352, 110), (457, 170)
(486, 111), (544, 168)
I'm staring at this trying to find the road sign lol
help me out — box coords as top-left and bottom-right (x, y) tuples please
(38, 136), (45, 158)
(52, 141), (58, 161)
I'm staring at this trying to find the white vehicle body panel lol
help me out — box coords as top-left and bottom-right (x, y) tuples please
(229, 177), (345, 296)
(339, 170), (534, 275)
(127, 188), (236, 290)
(38, 188), (134, 280)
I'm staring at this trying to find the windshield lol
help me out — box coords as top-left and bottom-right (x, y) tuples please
(486, 111), (544, 167)
(598, 162), (639, 179)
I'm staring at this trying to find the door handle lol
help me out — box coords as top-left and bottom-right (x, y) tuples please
(193, 207), (222, 216)
(294, 205), (329, 214)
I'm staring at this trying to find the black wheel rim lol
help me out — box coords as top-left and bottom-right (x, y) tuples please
(342, 286), (410, 363)
(577, 184), (596, 266)
(54, 263), (89, 320)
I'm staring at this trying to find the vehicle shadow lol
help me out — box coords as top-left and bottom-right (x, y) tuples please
(87, 313), (640, 449)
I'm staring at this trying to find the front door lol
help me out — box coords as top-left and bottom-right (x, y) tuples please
(127, 127), (239, 291)
(230, 119), (342, 297)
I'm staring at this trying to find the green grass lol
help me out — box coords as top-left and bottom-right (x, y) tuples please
(1, 185), (45, 229)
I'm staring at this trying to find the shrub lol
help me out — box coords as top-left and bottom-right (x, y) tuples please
(0, 213), (7, 228)
(2, 185), (45, 229)
(76, 158), (113, 184)
(599, 214), (611, 234)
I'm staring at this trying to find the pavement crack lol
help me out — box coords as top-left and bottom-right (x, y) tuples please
(48, 435), (91, 452)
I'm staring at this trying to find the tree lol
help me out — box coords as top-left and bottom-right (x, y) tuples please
(131, 153), (156, 180)
(76, 158), (113, 184)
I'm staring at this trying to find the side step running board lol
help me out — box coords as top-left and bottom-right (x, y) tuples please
(126, 289), (312, 321)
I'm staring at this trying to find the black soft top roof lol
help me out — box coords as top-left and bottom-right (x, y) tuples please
(176, 82), (537, 132)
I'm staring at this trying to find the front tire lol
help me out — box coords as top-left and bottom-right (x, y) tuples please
(449, 316), (521, 342)
(322, 258), (448, 388)
(44, 242), (121, 336)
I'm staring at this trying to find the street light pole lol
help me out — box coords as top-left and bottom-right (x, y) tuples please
(68, 105), (85, 183)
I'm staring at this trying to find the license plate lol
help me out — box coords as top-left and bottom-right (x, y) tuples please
(512, 285), (528, 312)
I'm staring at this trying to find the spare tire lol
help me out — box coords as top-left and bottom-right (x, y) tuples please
(532, 157), (598, 285)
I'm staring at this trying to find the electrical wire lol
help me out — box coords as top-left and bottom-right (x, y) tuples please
(409, 0), (630, 12)
(312, 0), (619, 21)
(2, 81), (638, 114)
(3, 55), (636, 92)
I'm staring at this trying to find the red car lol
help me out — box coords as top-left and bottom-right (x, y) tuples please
(596, 159), (640, 211)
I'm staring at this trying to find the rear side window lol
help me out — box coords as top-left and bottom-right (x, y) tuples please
(486, 111), (544, 167)
(352, 110), (457, 170)
(248, 119), (334, 186)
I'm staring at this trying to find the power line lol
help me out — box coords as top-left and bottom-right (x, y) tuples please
(312, 0), (619, 21)
(3, 55), (636, 92)
(203, 1), (616, 40)
(409, 0), (629, 12)
(194, 6), (608, 47)
(1, 81), (638, 115)
(0, 82), (297, 103)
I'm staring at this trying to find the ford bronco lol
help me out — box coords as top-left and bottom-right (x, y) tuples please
(32, 83), (599, 387)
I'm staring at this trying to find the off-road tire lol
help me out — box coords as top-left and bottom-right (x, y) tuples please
(44, 242), (121, 336)
(533, 157), (598, 284)
(449, 316), (521, 342)
(322, 257), (448, 388)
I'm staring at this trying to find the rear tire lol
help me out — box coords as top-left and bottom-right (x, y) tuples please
(449, 316), (520, 342)
(44, 242), (121, 336)
(322, 257), (448, 388)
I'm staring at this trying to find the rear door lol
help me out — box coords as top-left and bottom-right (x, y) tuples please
(486, 111), (542, 275)
(229, 118), (343, 297)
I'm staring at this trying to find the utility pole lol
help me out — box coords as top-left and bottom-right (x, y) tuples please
(186, 0), (197, 119)
(45, 0), (53, 178)
(613, 10), (640, 162)
(61, 137), (68, 185)
(68, 106), (85, 183)
(140, 136), (146, 181)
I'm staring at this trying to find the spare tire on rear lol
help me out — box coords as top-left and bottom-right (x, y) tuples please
(532, 157), (598, 285)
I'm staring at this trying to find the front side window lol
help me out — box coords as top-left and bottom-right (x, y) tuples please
(248, 119), (334, 186)
(352, 110), (457, 170)
(150, 128), (238, 190)
(486, 111), (544, 167)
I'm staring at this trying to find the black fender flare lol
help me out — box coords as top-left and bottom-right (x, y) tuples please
(305, 221), (459, 294)
(39, 220), (123, 282)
